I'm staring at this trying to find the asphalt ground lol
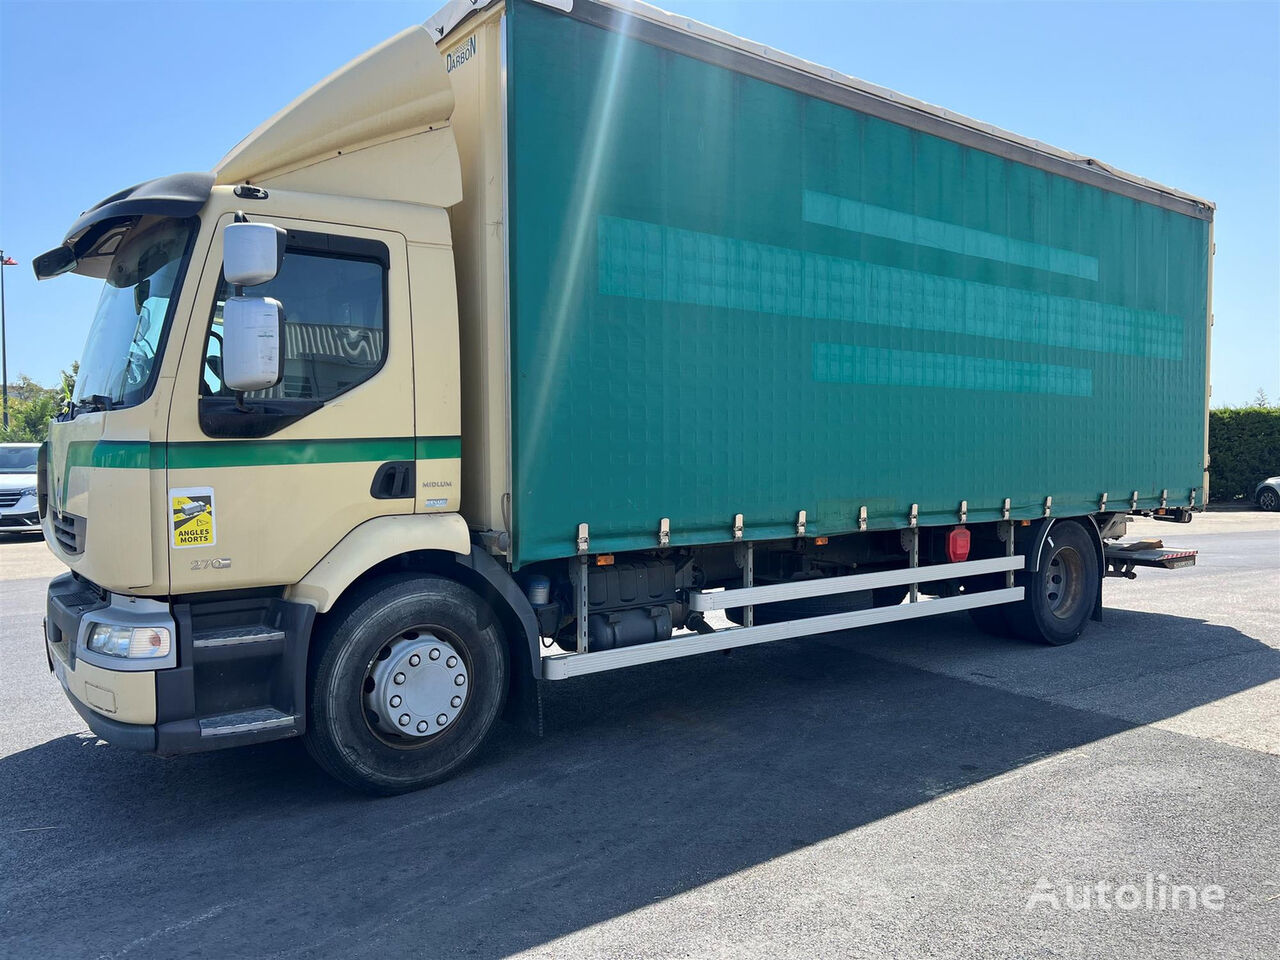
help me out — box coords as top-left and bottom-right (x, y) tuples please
(0, 512), (1277, 959)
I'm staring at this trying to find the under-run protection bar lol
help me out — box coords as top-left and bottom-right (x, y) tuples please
(687, 555), (1025, 612)
(542, 589), (1024, 679)
(541, 555), (1025, 680)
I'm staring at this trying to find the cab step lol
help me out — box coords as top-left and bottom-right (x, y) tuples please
(191, 625), (286, 661)
(192, 625), (286, 647)
(198, 707), (298, 739)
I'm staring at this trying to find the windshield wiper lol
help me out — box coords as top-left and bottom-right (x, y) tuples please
(76, 394), (117, 415)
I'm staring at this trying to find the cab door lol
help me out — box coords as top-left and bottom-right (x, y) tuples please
(167, 213), (416, 593)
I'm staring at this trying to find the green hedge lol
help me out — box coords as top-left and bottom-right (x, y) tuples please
(1209, 407), (1280, 502)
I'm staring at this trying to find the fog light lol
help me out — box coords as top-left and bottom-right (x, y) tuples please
(86, 624), (171, 659)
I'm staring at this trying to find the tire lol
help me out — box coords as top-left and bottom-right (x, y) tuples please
(1258, 487), (1280, 512)
(304, 574), (508, 795)
(1006, 520), (1099, 646)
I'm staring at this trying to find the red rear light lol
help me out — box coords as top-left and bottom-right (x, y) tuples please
(947, 526), (971, 563)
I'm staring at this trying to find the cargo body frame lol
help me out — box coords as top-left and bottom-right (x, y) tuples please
(437, 0), (1212, 571)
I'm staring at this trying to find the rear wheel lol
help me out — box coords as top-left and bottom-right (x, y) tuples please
(1006, 520), (1099, 645)
(1258, 487), (1280, 512)
(304, 574), (508, 795)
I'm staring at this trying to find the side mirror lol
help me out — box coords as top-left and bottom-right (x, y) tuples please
(33, 244), (77, 281)
(222, 297), (284, 392)
(223, 221), (286, 286)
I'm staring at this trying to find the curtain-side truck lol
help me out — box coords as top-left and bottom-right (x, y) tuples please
(33, 0), (1211, 793)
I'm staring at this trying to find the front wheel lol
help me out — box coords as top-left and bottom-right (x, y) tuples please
(1006, 520), (1100, 646)
(304, 574), (508, 795)
(1258, 487), (1280, 512)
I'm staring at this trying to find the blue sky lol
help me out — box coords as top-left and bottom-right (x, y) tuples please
(1, 0), (1276, 405)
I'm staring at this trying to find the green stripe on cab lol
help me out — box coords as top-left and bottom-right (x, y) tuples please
(58, 436), (462, 506)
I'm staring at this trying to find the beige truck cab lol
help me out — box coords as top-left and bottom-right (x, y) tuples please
(36, 23), (532, 790)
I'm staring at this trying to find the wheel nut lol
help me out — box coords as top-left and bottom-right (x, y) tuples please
(451, 696), (462, 708)
(437, 714), (448, 726)
(417, 720), (428, 733)
(398, 714), (410, 726)
(446, 656), (458, 668)
(454, 674), (466, 686)
(393, 672), (406, 685)
(390, 695), (402, 708)
(409, 654), (421, 667)
(429, 648), (441, 661)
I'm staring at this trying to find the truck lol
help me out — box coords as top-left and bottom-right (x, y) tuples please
(32, 0), (1212, 794)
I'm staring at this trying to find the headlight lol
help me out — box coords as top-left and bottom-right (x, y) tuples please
(19, 487), (36, 499)
(85, 624), (172, 659)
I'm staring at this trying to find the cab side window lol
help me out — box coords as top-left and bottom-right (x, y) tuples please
(203, 232), (388, 402)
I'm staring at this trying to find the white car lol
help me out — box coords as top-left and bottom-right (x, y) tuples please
(0, 443), (41, 534)
(1256, 476), (1280, 512)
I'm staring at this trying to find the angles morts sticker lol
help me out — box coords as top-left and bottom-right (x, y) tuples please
(170, 487), (216, 549)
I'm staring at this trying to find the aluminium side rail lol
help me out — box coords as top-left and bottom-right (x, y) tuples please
(541, 555), (1025, 680)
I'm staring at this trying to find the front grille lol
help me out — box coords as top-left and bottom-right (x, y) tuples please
(0, 492), (21, 509)
(61, 588), (103, 608)
(51, 509), (85, 555)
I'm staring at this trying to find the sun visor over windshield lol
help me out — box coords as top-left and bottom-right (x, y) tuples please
(34, 171), (214, 280)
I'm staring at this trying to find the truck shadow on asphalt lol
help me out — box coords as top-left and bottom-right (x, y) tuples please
(3, 608), (1277, 958)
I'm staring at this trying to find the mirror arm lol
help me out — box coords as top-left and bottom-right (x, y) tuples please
(231, 274), (249, 412)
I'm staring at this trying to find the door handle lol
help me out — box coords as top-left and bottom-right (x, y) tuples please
(370, 461), (415, 500)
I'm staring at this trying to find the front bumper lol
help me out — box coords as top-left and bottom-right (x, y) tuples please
(56, 672), (158, 751)
(46, 574), (162, 744)
(0, 506), (40, 530)
(45, 573), (314, 755)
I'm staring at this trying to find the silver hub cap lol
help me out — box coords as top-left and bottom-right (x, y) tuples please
(1043, 546), (1085, 620)
(366, 632), (469, 738)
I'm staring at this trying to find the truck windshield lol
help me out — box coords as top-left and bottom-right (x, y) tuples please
(73, 216), (197, 411)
